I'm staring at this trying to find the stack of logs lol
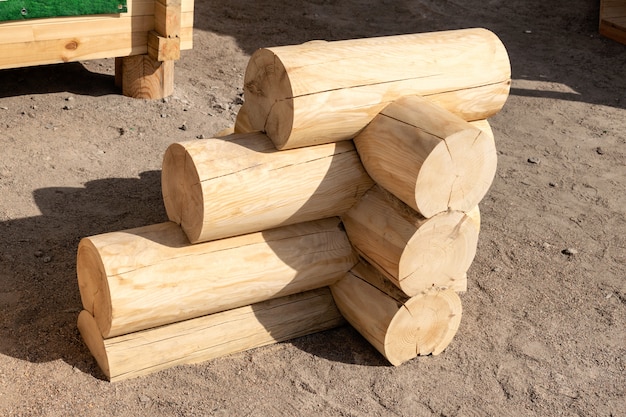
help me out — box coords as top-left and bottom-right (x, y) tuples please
(76, 28), (510, 381)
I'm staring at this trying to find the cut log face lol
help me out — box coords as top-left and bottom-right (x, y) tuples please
(342, 185), (480, 295)
(161, 132), (374, 243)
(330, 262), (463, 365)
(243, 28), (510, 149)
(354, 97), (497, 218)
(77, 219), (357, 338)
(77, 288), (345, 382)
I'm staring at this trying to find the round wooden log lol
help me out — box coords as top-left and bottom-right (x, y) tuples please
(354, 97), (497, 217)
(341, 185), (480, 296)
(331, 262), (463, 365)
(161, 132), (374, 244)
(77, 288), (345, 382)
(243, 28), (510, 149)
(77, 218), (357, 338)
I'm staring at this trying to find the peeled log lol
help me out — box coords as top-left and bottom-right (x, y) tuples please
(161, 132), (374, 243)
(243, 28), (510, 149)
(342, 185), (479, 295)
(331, 262), (462, 365)
(77, 288), (345, 382)
(354, 97), (497, 217)
(77, 218), (357, 338)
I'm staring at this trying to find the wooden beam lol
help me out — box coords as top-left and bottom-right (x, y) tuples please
(161, 132), (374, 244)
(118, 54), (174, 99)
(243, 28), (510, 149)
(331, 262), (463, 365)
(341, 185), (479, 295)
(353, 96), (497, 217)
(78, 288), (345, 382)
(77, 219), (357, 338)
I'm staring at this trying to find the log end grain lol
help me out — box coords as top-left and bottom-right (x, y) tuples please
(161, 141), (204, 243)
(399, 207), (481, 295)
(415, 126), (497, 218)
(243, 48), (294, 148)
(77, 310), (111, 380)
(385, 288), (462, 365)
(77, 238), (113, 337)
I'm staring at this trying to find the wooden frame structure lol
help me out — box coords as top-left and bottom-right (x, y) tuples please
(600, 0), (626, 45)
(0, 0), (194, 99)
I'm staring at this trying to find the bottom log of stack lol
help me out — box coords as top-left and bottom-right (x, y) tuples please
(78, 288), (344, 382)
(330, 262), (462, 366)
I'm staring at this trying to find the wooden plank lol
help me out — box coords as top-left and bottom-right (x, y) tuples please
(0, 11), (193, 45)
(0, 18), (192, 69)
(0, 33), (145, 69)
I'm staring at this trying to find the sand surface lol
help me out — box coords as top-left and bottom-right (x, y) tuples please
(0, 1), (624, 415)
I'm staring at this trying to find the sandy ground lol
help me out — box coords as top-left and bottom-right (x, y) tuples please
(0, 0), (624, 416)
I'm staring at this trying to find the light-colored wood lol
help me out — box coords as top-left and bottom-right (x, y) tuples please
(161, 132), (374, 244)
(330, 262), (462, 365)
(155, 0), (182, 38)
(148, 31), (181, 61)
(354, 97), (497, 217)
(119, 54), (174, 99)
(77, 288), (345, 382)
(243, 28), (510, 149)
(77, 219), (357, 338)
(234, 102), (255, 134)
(0, 0), (193, 70)
(600, 0), (626, 44)
(341, 185), (479, 295)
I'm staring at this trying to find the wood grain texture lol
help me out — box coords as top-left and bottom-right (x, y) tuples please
(0, 0), (193, 69)
(600, 0), (626, 44)
(354, 97), (497, 217)
(119, 54), (174, 99)
(77, 219), (357, 338)
(77, 288), (345, 382)
(161, 132), (374, 243)
(243, 28), (510, 149)
(331, 262), (462, 365)
(342, 185), (479, 295)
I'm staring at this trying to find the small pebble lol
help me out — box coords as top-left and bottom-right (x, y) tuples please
(62, 105), (72, 110)
(549, 182), (557, 187)
(196, 134), (205, 139)
(65, 96), (74, 101)
(34, 250), (43, 258)
(180, 123), (188, 131)
(528, 157), (541, 164)
(0, 106), (8, 110)
(43, 256), (52, 263)
(561, 248), (578, 256)
(524, 30), (533, 34)
(595, 147), (604, 155)
(160, 113), (168, 118)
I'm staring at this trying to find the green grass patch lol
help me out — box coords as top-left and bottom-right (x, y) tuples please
(0, 0), (127, 22)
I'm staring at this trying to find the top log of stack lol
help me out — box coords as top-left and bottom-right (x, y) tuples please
(76, 28), (510, 381)
(242, 28), (509, 150)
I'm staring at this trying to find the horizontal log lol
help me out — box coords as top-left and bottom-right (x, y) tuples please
(354, 97), (497, 217)
(161, 132), (374, 243)
(342, 185), (479, 295)
(243, 28), (510, 149)
(331, 262), (462, 365)
(78, 288), (345, 382)
(77, 218), (357, 338)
